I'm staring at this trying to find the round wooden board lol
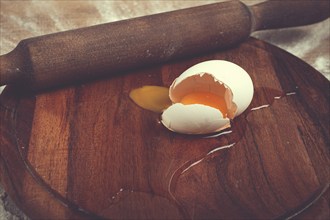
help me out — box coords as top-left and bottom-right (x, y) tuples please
(0, 38), (329, 220)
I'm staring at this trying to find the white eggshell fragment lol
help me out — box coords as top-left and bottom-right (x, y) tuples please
(161, 103), (230, 134)
(161, 60), (254, 134)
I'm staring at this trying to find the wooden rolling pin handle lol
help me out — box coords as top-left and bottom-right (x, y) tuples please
(251, 0), (330, 31)
(0, 0), (329, 90)
(0, 49), (22, 86)
(0, 42), (33, 87)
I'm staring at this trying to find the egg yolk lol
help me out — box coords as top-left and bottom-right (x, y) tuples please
(180, 92), (228, 117)
(129, 86), (228, 117)
(129, 86), (172, 113)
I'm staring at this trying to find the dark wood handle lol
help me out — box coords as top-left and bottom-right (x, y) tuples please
(0, 0), (329, 91)
(251, 0), (330, 31)
(0, 49), (24, 86)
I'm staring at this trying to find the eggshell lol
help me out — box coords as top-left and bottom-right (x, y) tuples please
(161, 103), (230, 134)
(170, 60), (253, 116)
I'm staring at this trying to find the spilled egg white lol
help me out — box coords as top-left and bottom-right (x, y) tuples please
(161, 60), (254, 134)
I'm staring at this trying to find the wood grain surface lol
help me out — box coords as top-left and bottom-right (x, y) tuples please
(0, 38), (329, 219)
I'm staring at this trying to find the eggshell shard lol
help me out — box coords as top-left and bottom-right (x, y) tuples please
(161, 103), (230, 134)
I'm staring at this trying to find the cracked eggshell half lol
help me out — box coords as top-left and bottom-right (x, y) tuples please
(161, 60), (254, 134)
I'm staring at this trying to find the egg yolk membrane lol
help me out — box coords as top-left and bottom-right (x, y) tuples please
(180, 92), (228, 118)
(129, 86), (172, 113)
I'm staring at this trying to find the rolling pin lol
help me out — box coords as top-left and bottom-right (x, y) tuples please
(0, 0), (329, 90)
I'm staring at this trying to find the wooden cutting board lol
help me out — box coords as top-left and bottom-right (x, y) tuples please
(0, 38), (329, 220)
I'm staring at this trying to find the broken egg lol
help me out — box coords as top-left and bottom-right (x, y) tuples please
(129, 60), (254, 135)
(161, 60), (254, 134)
